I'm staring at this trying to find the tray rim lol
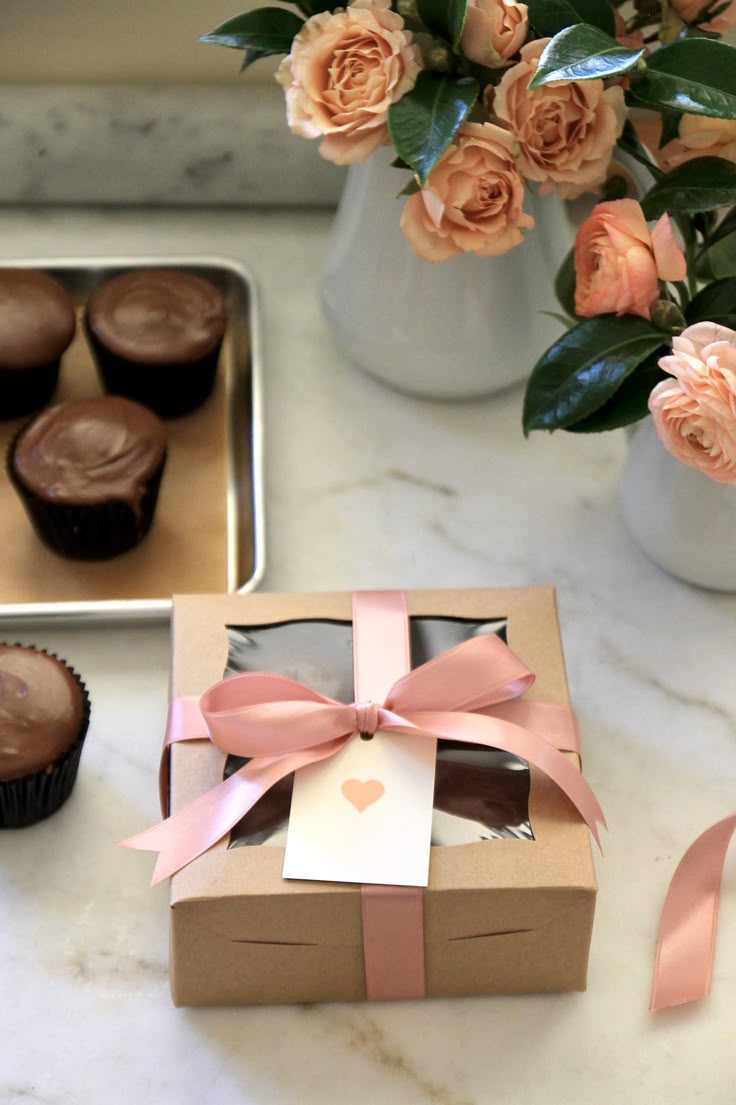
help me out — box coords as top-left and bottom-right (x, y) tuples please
(0, 253), (265, 624)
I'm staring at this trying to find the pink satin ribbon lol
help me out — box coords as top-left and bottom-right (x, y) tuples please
(350, 591), (425, 1000)
(123, 651), (603, 885)
(650, 813), (736, 1011)
(361, 883), (426, 1001)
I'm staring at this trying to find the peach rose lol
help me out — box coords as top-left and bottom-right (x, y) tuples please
(460, 0), (528, 68)
(574, 199), (686, 319)
(649, 322), (736, 484)
(669, 0), (735, 32)
(275, 0), (421, 165)
(492, 39), (627, 198)
(400, 122), (534, 261)
(662, 114), (736, 168)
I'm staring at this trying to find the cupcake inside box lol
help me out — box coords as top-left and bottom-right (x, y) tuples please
(0, 261), (257, 608)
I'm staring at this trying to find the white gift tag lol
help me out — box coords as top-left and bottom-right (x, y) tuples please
(282, 728), (437, 886)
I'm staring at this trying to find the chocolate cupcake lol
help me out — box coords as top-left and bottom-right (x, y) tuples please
(0, 269), (76, 420)
(0, 645), (90, 828)
(85, 268), (227, 418)
(8, 396), (167, 560)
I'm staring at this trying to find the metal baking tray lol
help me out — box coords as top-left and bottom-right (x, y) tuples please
(0, 255), (265, 623)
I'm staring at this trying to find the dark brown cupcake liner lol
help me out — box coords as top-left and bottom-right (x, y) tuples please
(0, 360), (61, 421)
(0, 648), (91, 829)
(84, 317), (221, 419)
(6, 421), (167, 560)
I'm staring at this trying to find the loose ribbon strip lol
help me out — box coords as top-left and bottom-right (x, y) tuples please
(122, 626), (605, 886)
(650, 813), (736, 1011)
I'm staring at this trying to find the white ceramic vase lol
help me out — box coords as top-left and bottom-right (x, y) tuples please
(620, 418), (736, 591)
(320, 147), (573, 400)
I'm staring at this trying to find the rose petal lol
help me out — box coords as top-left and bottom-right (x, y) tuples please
(651, 213), (687, 282)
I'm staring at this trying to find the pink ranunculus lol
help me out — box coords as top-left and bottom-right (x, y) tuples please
(669, 0), (736, 32)
(574, 199), (687, 320)
(649, 322), (736, 485)
(491, 39), (627, 199)
(662, 114), (736, 168)
(460, 0), (529, 68)
(400, 122), (534, 262)
(275, 0), (421, 165)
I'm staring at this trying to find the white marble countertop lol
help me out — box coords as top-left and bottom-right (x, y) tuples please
(1, 206), (734, 1105)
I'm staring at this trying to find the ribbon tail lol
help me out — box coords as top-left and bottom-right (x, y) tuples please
(394, 711), (606, 849)
(650, 813), (736, 1012)
(120, 739), (347, 885)
(478, 700), (581, 756)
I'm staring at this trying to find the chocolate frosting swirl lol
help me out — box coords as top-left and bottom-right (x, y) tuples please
(87, 269), (227, 364)
(12, 396), (167, 508)
(0, 269), (76, 370)
(0, 646), (83, 780)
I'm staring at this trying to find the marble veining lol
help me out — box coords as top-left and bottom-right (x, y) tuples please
(0, 206), (734, 1104)
(318, 1009), (477, 1105)
(0, 84), (344, 206)
(600, 637), (736, 730)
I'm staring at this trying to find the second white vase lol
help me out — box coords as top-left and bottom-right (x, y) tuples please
(320, 147), (574, 400)
(620, 419), (736, 591)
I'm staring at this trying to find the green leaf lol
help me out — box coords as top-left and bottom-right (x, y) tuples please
(296, 0), (337, 14)
(238, 48), (274, 72)
(628, 39), (736, 118)
(640, 157), (736, 219)
(540, 310), (577, 330)
(695, 231), (736, 280)
(689, 314), (736, 329)
(695, 212), (736, 278)
(528, 25), (645, 88)
(555, 248), (578, 319)
(676, 23), (721, 40)
(201, 9), (304, 58)
(398, 177), (422, 196)
(658, 109), (682, 150)
(685, 278), (736, 321)
(567, 355), (669, 432)
(388, 73), (478, 186)
(707, 207), (736, 248)
(526, 0), (615, 36)
(416, 0), (468, 46)
(700, 0), (732, 23)
(522, 315), (666, 433)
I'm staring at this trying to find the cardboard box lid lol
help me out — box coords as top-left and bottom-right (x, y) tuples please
(167, 588), (597, 943)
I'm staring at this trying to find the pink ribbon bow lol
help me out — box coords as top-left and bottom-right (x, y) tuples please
(650, 813), (736, 1011)
(122, 605), (605, 887)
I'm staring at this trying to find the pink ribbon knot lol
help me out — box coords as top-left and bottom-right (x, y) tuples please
(355, 701), (380, 737)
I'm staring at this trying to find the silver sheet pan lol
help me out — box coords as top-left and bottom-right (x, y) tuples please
(0, 255), (265, 623)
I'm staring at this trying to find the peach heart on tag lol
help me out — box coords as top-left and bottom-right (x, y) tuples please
(341, 778), (385, 813)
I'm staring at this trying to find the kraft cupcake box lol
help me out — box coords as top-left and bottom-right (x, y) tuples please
(134, 586), (598, 1007)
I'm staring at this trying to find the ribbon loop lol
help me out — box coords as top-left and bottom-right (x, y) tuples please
(386, 634), (534, 713)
